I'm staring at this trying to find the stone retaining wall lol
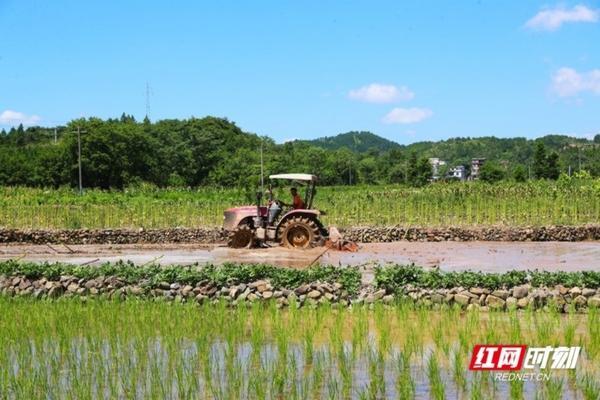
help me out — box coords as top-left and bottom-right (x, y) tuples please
(343, 225), (600, 242)
(0, 228), (227, 244)
(1, 274), (599, 312)
(1, 225), (599, 244)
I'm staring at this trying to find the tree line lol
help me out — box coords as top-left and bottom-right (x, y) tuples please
(0, 114), (599, 189)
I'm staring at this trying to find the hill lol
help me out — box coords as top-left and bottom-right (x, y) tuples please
(301, 131), (400, 152)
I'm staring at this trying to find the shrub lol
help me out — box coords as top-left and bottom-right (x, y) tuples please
(375, 264), (600, 293)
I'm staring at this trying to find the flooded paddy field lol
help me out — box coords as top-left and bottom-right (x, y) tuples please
(1, 298), (599, 399)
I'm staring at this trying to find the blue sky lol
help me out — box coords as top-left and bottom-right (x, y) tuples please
(1, 1), (599, 144)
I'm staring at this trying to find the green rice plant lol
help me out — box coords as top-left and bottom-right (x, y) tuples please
(508, 310), (523, 344)
(312, 351), (325, 399)
(1, 297), (600, 399)
(452, 348), (467, 393)
(587, 308), (600, 361)
(509, 375), (524, 400)
(303, 320), (315, 365)
(427, 352), (445, 400)
(469, 372), (484, 400)
(544, 377), (564, 400)
(395, 351), (415, 400)
(433, 320), (450, 358)
(366, 347), (385, 400)
(580, 373), (600, 400)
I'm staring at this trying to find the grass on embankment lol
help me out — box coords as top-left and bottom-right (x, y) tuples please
(2, 260), (600, 293)
(1, 178), (599, 229)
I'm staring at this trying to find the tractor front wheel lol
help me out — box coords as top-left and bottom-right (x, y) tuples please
(228, 225), (255, 248)
(280, 217), (321, 249)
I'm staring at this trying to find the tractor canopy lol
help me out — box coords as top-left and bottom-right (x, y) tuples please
(269, 173), (318, 209)
(268, 173), (317, 182)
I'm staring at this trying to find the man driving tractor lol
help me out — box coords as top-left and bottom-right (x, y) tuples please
(281, 187), (305, 209)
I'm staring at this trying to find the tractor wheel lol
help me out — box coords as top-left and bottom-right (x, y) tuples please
(228, 225), (255, 248)
(280, 217), (321, 249)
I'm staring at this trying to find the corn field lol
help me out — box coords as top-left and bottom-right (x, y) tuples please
(0, 179), (599, 229)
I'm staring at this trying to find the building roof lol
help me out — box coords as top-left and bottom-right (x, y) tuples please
(269, 173), (317, 182)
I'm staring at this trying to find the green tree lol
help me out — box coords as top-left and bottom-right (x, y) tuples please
(358, 157), (378, 184)
(546, 152), (561, 180)
(533, 142), (548, 179)
(512, 165), (527, 182)
(479, 161), (505, 183)
(407, 153), (432, 187)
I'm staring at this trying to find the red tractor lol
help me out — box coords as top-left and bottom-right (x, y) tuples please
(223, 173), (328, 249)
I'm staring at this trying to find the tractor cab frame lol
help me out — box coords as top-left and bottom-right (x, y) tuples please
(223, 173), (328, 248)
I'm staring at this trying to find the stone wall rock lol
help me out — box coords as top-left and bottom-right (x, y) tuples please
(0, 228), (227, 244)
(341, 225), (600, 243)
(1, 273), (598, 313)
(1, 225), (599, 244)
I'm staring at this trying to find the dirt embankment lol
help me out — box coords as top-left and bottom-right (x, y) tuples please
(1, 225), (599, 245)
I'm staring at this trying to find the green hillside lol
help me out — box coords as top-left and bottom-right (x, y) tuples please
(302, 131), (400, 152)
(1, 116), (599, 188)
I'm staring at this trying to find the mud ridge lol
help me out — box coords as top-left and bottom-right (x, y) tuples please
(1, 225), (599, 244)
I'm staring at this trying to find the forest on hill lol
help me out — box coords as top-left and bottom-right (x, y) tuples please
(1, 114), (599, 188)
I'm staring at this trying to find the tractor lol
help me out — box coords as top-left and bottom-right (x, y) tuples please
(223, 173), (328, 249)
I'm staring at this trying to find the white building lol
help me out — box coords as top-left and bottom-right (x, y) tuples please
(429, 158), (447, 180)
(449, 165), (466, 181)
(470, 158), (486, 180)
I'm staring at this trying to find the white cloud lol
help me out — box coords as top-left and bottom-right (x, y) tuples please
(525, 4), (598, 31)
(348, 83), (414, 103)
(551, 67), (600, 96)
(382, 107), (432, 124)
(0, 110), (41, 126)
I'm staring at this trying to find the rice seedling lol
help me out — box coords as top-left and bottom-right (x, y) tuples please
(509, 374), (524, 400)
(394, 351), (415, 400)
(544, 377), (564, 400)
(580, 373), (600, 400)
(0, 297), (599, 399)
(452, 348), (467, 393)
(427, 352), (445, 400)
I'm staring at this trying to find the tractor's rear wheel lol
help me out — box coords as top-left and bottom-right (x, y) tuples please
(228, 225), (255, 248)
(280, 217), (321, 249)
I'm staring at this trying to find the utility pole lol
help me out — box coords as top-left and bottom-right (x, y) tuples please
(76, 126), (87, 195)
(54, 128), (57, 144)
(260, 141), (264, 194)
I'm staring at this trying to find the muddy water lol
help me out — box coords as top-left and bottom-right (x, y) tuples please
(1, 241), (599, 272)
(324, 241), (600, 272)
